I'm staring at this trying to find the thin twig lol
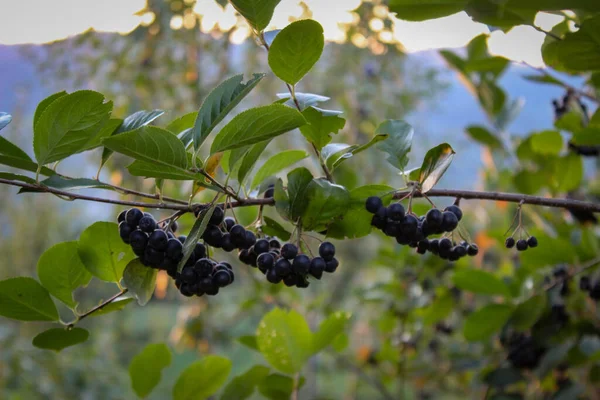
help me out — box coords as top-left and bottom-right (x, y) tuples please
(523, 63), (599, 105)
(69, 289), (129, 327)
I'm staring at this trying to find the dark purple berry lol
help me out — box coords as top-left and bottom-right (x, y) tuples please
(119, 222), (133, 244)
(428, 239), (439, 254)
(467, 244), (479, 256)
(178, 235), (187, 243)
(181, 267), (197, 284)
(325, 258), (339, 273)
(266, 268), (282, 284)
(365, 196), (383, 213)
(400, 214), (419, 236)
(213, 269), (232, 287)
(281, 243), (298, 260)
(444, 205), (463, 221)
(254, 239), (270, 255)
(292, 255), (311, 274)
(148, 230), (168, 251)
(166, 238), (183, 261)
(269, 239), (281, 249)
(387, 203), (405, 221)
(439, 238), (452, 252)
(209, 207), (224, 225)
(310, 257), (326, 277)
(125, 208), (143, 227)
(283, 274), (298, 287)
(180, 284), (194, 297)
(129, 230), (148, 250)
(244, 230), (257, 249)
(417, 240), (429, 253)
(264, 185), (275, 199)
(274, 258), (292, 277)
(145, 247), (165, 266)
(224, 217), (235, 232)
(203, 225), (223, 247)
(193, 243), (206, 260)
(221, 233), (236, 252)
(296, 277), (310, 288)
(195, 258), (214, 277)
(318, 242), (336, 261)
(257, 252), (275, 270)
(425, 208), (443, 228)
(516, 239), (528, 251)
(441, 211), (458, 232)
(138, 216), (156, 233)
(117, 210), (127, 223)
(527, 236), (538, 248)
(454, 245), (467, 258)
(505, 237), (515, 249)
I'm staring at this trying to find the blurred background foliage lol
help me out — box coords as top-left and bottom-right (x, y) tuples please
(1, 0), (600, 398)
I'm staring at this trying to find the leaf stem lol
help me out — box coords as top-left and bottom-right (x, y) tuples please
(68, 288), (129, 327)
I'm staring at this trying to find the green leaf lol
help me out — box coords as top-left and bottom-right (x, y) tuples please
(129, 343), (172, 398)
(0, 112), (12, 131)
(237, 335), (259, 351)
(100, 110), (164, 168)
(0, 172), (36, 184)
(327, 185), (394, 239)
(39, 176), (114, 191)
(0, 277), (59, 321)
(177, 205), (216, 272)
(530, 130), (563, 155)
(229, 0), (280, 31)
(0, 154), (56, 176)
(166, 112), (197, 134)
(256, 308), (313, 374)
(237, 140), (272, 184)
(262, 216), (292, 241)
(511, 294), (546, 330)
(452, 269), (511, 297)
(483, 367), (524, 387)
(173, 356), (232, 400)
(571, 127), (600, 146)
(298, 107), (346, 150)
(89, 297), (134, 317)
(220, 365), (270, 400)
(522, 73), (564, 87)
(276, 92), (329, 110)
(312, 311), (351, 353)
(375, 120), (414, 171)
(389, 0), (469, 21)
(418, 143), (455, 192)
(37, 241), (92, 308)
(34, 90), (113, 166)
(553, 153), (583, 192)
(322, 143), (354, 170)
(127, 160), (202, 181)
(258, 374), (301, 400)
(465, 125), (504, 150)
(251, 150), (308, 189)
(268, 19), (324, 85)
(301, 178), (350, 230)
(211, 104), (305, 153)
(555, 111), (584, 133)
(32, 328), (89, 352)
(33, 91), (67, 129)
(281, 168), (313, 222)
(190, 73), (266, 150)
(476, 79), (506, 116)
(103, 126), (189, 175)
(78, 222), (135, 282)
(0, 135), (31, 161)
(546, 15), (600, 72)
(422, 291), (455, 325)
(122, 259), (157, 306)
(463, 304), (514, 342)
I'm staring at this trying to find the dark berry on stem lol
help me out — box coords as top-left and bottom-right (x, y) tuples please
(590, 281), (600, 300)
(257, 253), (275, 270)
(221, 233), (236, 252)
(193, 242), (206, 260)
(178, 235), (187, 243)
(439, 238), (452, 252)
(145, 247), (165, 266)
(296, 277), (310, 288)
(516, 239), (528, 251)
(148, 230), (168, 251)
(213, 269), (232, 287)
(400, 214), (419, 236)
(224, 217), (235, 232)
(505, 237), (515, 249)
(118, 210), (127, 223)
(166, 239), (183, 261)
(180, 284), (194, 297)
(125, 208), (144, 227)
(254, 239), (270, 255)
(244, 230), (257, 249)
(203, 225), (223, 247)
(428, 239), (440, 254)
(454, 245), (467, 258)
(293, 255), (311, 275)
(325, 258), (339, 273)
(269, 239), (281, 249)
(387, 203), (405, 221)
(138, 216), (156, 233)
(264, 185), (275, 199)
(310, 257), (326, 275)
(281, 243), (298, 260)
(417, 240), (429, 253)
(274, 258), (292, 277)
(129, 230), (148, 250)
(283, 274), (298, 287)
(266, 268), (282, 284)
(195, 258), (214, 277)
(365, 196), (383, 214)
(467, 244), (479, 256)
(181, 267), (197, 284)
(185, 252), (196, 267)
(425, 208), (443, 227)
(441, 211), (458, 232)
(209, 207), (224, 225)
(319, 242), (336, 261)
(445, 205), (463, 221)
(527, 236), (538, 248)
(119, 222), (133, 244)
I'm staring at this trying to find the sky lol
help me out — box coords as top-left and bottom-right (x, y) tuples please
(0, 0), (563, 67)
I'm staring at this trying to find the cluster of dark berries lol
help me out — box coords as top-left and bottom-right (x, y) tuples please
(579, 275), (600, 300)
(365, 196), (478, 261)
(175, 258), (234, 297)
(118, 208), (235, 298)
(195, 207), (258, 253)
(505, 235), (538, 251)
(502, 332), (546, 370)
(118, 208), (183, 276)
(239, 239), (339, 288)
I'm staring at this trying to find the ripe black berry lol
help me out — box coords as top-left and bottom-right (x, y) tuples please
(527, 236), (538, 248)
(178, 235), (187, 243)
(283, 274), (297, 287)
(274, 258), (292, 277)
(129, 230), (148, 250)
(454, 245), (467, 258)
(264, 185), (275, 199)
(319, 242), (336, 261)
(441, 211), (458, 232)
(118, 210), (127, 223)
(148, 230), (168, 251)
(213, 269), (232, 287)
(181, 267), (197, 284)
(387, 203), (405, 221)
(166, 239), (183, 261)
(428, 239), (439, 254)
(125, 208), (143, 227)
(223, 217), (235, 232)
(467, 244), (479, 256)
(145, 247), (165, 266)
(310, 257), (326, 278)
(257, 252), (275, 270)
(244, 230), (257, 249)
(296, 277), (310, 288)
(193, 243), (206, 260)
(266, 268), (282, 284)
(209, 207), (224, 225)
(281, 243), (298, 260)
(439, 238), (452, 252)
(400, 214), (419, 236)
(516, 239), (528, 251)
(221, 233), (236, 252)
(365, 196), (383, 214)
(254, 239), (270, 255)
(203, 225), (223, 247)
(119, 222), (133, 244)
(138, 216), (156, 233)
(195, 258), (214, 277)
(505, 237), (515, 249)
(444, 205), (463, 221)
(325, 258), (339, 273)
(269, 239), (281, 249)
(425, 208), (443, 227)
(292, 255), (311, 274)
(590, 281), (600, 300)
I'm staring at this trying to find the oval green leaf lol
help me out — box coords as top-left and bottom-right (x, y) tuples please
(0, 277), (59, 321)
(268, 19), (324, 85)
(452, 269), (511, 297)
(251, 150), (308, 189)
(32, 327), (89, 351)
(122, 259), (158, 306)
(129, 343), (172, 398)
(419, 143), (455, 192)
(230, 0), (280, 32)
(375, 120), (414, 171)
(173, 355), (232, 400)
(463, 304), (514, 342)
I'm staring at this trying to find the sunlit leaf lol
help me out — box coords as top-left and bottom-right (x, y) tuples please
(418, 143), (455, 192)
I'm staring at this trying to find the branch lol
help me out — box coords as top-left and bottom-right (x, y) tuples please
(524, 63), (599, 105)
(68, 289), (129, 327)
(543, 257), (600, 293)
